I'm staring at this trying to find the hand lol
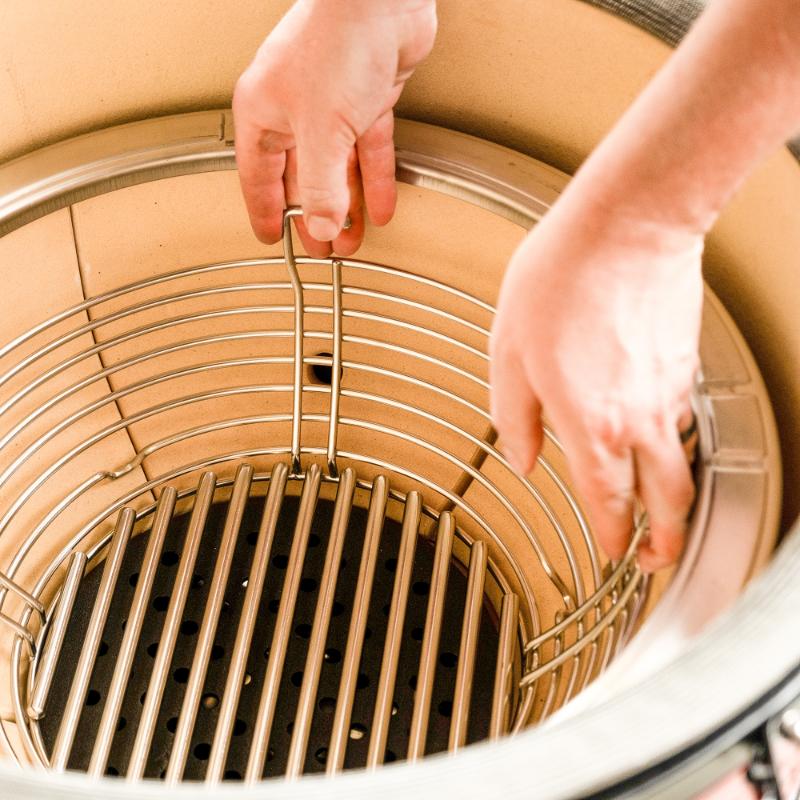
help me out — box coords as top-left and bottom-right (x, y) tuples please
(490, 190), (702, 572)
(233, 0), (437, 256)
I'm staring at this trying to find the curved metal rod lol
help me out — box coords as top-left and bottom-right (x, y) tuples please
(0, 272), (489, 423)
(0, 343), (477, 539)
(523, 527), (646, 653)
(0, 376), (596, 659)
(520, 568), (643, 689)
(15, 463), (538, 764)
(1, 390), (584, 613)
(0, 253), (494, 369)
(9, 445), (538, 666)
(6, 418), (541, 629)
(100, 387), (584, 604)
(0, 293), (490, 461)
(0, 351), (602, 621)
(0, 369), (616, 675)
(0, 316), (496, 542)
(15, 462), (531, 671)
(0, 323), (500, 534)
(282, 207), (305, 474)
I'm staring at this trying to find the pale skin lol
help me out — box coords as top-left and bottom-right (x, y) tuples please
(234, 0), (800, 580)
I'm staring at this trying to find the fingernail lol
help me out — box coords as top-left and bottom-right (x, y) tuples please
(306, 215), (339, 241)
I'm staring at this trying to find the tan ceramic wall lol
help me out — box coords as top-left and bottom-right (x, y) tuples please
(0, 1), (666, 174)
(2, 0), (798, 529)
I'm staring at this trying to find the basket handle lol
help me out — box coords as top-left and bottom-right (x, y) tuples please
(281, 208), (345, 478)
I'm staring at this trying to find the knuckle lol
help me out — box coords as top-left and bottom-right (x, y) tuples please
(233, 69), (259, 109)
(599, 487), (635, 519)
(583, 470), (634, 514)
(659, 532), (685, 561)
(258, 130), (287, 154)
(251, 218), (281, 245)
(646, 527), (685, 565)
(582, 407), (632, 457)
(601, 537), (630, 561)
(595, 415), (625, 449)
(302, 111), (357, 154)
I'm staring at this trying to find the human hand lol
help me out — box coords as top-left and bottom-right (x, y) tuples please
(233, 0), (436, 257)
(489, 190), (702, 572)
(695, 733), (800, 800)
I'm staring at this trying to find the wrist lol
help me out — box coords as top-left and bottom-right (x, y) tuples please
(565, 138), (722, 241)
(553, 176), (707, 265)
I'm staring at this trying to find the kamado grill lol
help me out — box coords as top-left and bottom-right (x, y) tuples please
(0, 2), (799, 798)
(0, 113), (780, 790)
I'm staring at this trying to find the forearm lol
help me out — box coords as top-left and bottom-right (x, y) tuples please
(306, 0), (434, 11)
(303, 0), (435, 25)
(568, 0), (800, 235)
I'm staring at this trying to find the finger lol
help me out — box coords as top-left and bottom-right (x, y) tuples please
(678, 403), (698, 464)
(357, 109), (397, 227)
(332, 148), (365, 256)
(234, 123), (291, 244)
(284, 146), (332, 259)
(677, 403), (694, 434)
(634, 423), (695, 573)
(489, 351), (544, 475)
(232, 75), (292, 244)
(566, 440), (636, 561)
(294, 118), (355, 242)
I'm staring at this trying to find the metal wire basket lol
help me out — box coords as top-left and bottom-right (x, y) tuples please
(0, 199), (650, 782)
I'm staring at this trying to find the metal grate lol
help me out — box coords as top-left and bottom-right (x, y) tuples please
(0, 208), (647, 780)
(34, 465), (506, 780)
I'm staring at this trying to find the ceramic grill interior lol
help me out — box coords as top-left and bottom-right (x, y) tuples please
(0, 114), (779, 786)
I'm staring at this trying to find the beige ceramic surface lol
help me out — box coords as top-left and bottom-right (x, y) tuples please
(1, 0), (798, 532)
(0, 1), (662, 174)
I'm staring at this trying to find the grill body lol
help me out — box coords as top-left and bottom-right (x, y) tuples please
(0, 112), (783, 796)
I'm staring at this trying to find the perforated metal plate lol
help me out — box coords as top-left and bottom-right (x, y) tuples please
(37, 470), (501, 780)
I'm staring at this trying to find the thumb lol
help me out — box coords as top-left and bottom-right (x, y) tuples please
(294, 119), (355, 241)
